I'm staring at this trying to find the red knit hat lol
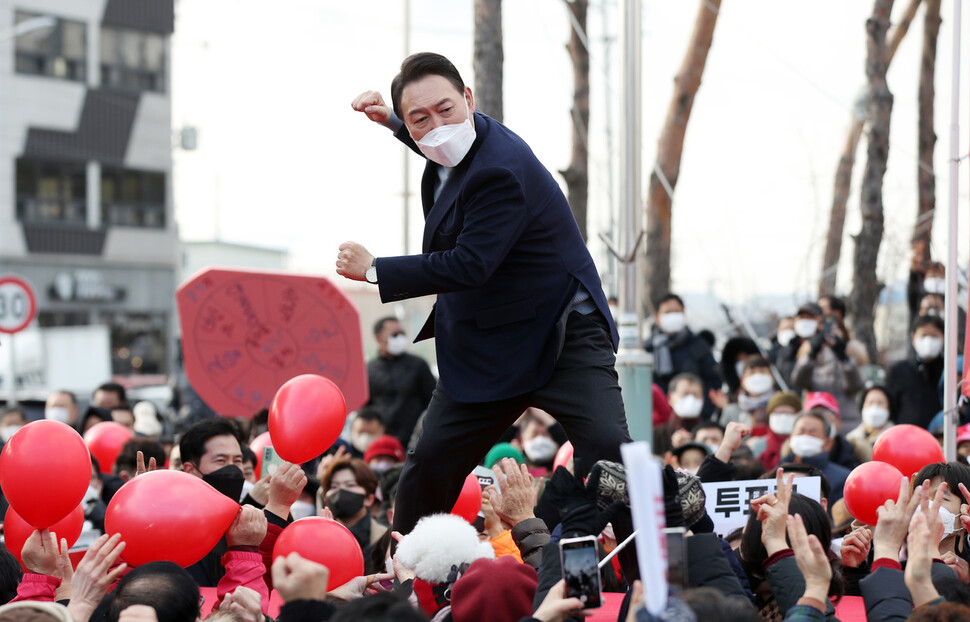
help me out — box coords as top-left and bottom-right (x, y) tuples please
(450, 556), (538, 622)
(363, 434), (406, 464)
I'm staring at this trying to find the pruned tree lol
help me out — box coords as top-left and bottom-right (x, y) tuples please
(473, 0), (503, 123)
(560, 0), (590, 240)
(644, 0), (720, 311)
(850, 0), (895, 363)
(818, 0), (921, 296)
(915, 0), (941, 262)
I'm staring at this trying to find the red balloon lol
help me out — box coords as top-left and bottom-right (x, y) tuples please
(84, 422), (134, 474)
(553, 441), (574, 472)
(272, 517), (363, 590)
(105, 470), (240, 567)
(873, 424), (945, 476)
(843, 461), (906, 526)
(4, 503), (85, 566)
(450, 473), (483, 524)
(249, 432), (273, 478)
(0, 420), (91, 529)
(269, 375), (347, 464)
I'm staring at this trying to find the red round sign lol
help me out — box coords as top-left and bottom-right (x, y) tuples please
(0, 276), (38, 334)
(176, 268), (369, 417)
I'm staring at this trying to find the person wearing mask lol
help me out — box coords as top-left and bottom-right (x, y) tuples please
(845, 385), (894, 449)
(791, 311), (866, 433)
(92, 382), (127, 410)
(767, 316), (796, 369)
(886, 315), (946, 429)
(802, 392), (867, 469)
(692, 421), (725, 455)
(514, 407), (566, 476)
(644, 293), (721, 419)
(718, 356), (777, 432)
(319, 457), (387, 573)
(654, 372), (706, 456)
(818, 294), (846, 323)
(0, 407), (26, 444)
(363, 434), (406, 474)
(365, 316), (437, 448)
(718, 337), (761, 401)
(44, 390), (79, 428)
(779, 411), (850, 504)
(348, 406), (387, 459)
(758, 391), (802, 470)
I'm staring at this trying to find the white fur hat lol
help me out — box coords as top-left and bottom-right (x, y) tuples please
(395, 514), (495, 583)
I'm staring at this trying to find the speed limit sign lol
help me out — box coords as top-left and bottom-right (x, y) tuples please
(0, 276), (37, 334)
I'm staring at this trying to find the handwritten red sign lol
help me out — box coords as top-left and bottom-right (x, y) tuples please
(176, 268), (368, 417)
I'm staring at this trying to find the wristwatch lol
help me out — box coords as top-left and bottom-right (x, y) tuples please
(365, 260), (378, 284)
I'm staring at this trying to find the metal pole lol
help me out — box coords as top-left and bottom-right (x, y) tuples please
(9, 334), (17, 406)
(943, 0), (962, 462)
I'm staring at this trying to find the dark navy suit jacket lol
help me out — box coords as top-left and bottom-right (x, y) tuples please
(374, 112), (617, 404)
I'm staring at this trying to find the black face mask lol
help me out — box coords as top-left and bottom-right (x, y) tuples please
(202, 465), (245, 502)
(326, 489), (366, 520)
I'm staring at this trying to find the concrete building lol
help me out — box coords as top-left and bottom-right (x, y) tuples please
(0, 0), (177, 378)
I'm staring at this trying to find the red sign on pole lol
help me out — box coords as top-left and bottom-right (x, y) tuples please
(0, 276), (38, 334)
(176, 268), (369, 417)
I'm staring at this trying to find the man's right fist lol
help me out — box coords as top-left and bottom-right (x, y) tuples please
(351, 91), (392, 125)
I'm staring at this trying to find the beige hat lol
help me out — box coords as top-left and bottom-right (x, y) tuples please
(0, 601), (75, 622)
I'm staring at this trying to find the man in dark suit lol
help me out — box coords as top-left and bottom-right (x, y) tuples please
(337, 53), (630, 535)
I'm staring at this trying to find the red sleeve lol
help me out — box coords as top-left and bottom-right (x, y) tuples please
(12, 572), (60, 602)
(215, 548), (270, 615)
(872, 558), (903, 572)
(260, 515), (287, 591)
(652, 384), (673, 426)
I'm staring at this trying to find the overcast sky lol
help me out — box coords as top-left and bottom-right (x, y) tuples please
(170, 0), (970, 310)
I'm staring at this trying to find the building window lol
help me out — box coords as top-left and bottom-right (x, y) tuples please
(101, 167), (166, 228)
(16, 158), (87, 225)
(100, 26), (166, 92)
(100, 312), (167, 375)
(14, 11), (86, 82)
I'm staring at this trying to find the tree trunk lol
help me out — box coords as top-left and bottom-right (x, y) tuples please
(915, 0), (940, 263)
(851, 0), (895, 363)
(644, 0), (720, 311)
(473, 0), (503, 123)
(560, 0), (590, 241)
(818, 0), (921, 297)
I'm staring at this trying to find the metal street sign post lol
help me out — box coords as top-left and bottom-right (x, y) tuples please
(0, 275), (38, 405)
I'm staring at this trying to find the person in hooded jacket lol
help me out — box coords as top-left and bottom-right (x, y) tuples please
(886, 315), (947, 429)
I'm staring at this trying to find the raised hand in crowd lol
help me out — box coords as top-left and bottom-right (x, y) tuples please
(272, 553), (330, 603)
(54, 535), (75, 601)
(117, 605), (158, 622)
(533, 578), (587, 622)
(20, 530), (64, 577)
(714, 421), (751, 464)
(218, 586), (263, 622)
(328, 571), (395, 602)
(752, 467), (793, 556)
(787, 513), (831, 612)
(66, 533), (127, 622)
(248, 474), (272, 506)
(350, 91), (393, 125)
(315, 445), (348, 483)
(481, 487), (506, 540)
(905, 511), (943, 608)
(226, 505), (268, 547)
(318, 506), (334, 520)
(488, 457), (537, 527)
(957, 482), (970, 534)
(840, 526), (872, 569)
(871, 477), (924, 563)
(266, 461), (307, 520)
(134, 450), (158, 477)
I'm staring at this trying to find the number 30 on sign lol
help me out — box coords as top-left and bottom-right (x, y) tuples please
(0, 276), (38, 334)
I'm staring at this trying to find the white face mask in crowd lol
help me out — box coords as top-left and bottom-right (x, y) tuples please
(658, 311), (687, 335)
(523, 435), (558, 463)
(415, 101), (477, 168)
(789, 434), (826, 458)
(239, 479), (256, 503)
(386, 333), (409, 356)
(0, 425), (22, 442)
(769, 413), (798, 435)
(923, 277), (946, 295)
(777, 329), (797, 348)
(45, 407), (71, 424)
(861, 406), (890, 429)
(913, 336), (943, 360)
(674, 395), (704, 419)
(915, 505), (963, 541)
(290, 500), (317, 521)
(352, 433), (378, 453)
(794, 319), (819, 339)
(742, 373), (774, 396)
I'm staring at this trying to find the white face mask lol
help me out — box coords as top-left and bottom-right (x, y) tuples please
(769, 413), (798, 435)
(924, 277), (946, 295)
(290, 500), (317, 521)
(794, 319), (819, 338)
(0, 425), (22, 442)
(674, 395), (704, 419)
(914, 336), (943, 360)
(914, 505), (963, 540)
(777, 329), (797, 348)
(239, 479), (255, 503)
(658, 311), (686, 334)
(861, 406), (890, 429)
(386, 333), (409, 356)
(523, 435), (558, 464)
(789, 434), (825, 458)
(742, 373), (774, 396)
(45, 407), (71, 424)
(352, 432), (377, 453)
(705, 442), (721, 455)
(415, 101), (477, 168)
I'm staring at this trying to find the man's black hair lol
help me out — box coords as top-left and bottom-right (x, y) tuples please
(178, 417), (243, 468)
(657, 293), (684, 309)
(105, 562), (200, 622)
(692, 420), (724, 437)
(765, 463), (832, 504)
(680, 587), (760, 622)
(114, 438), (167, 477)
(355, 406), (385, 425)
(0, 406), (26, 421)
(913, 462), (970, 497)
(390, 52), (466, 122)
(240, 444), (257, 467)
(373, 316), (401, 337)
(331, 591), (429, 622)
(819, 295), (847, 317)
(0, 544), (22, 604)
(96, 382), (128, 405)
(52, 389), (77, 405)
(913, 314), (945, 334)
